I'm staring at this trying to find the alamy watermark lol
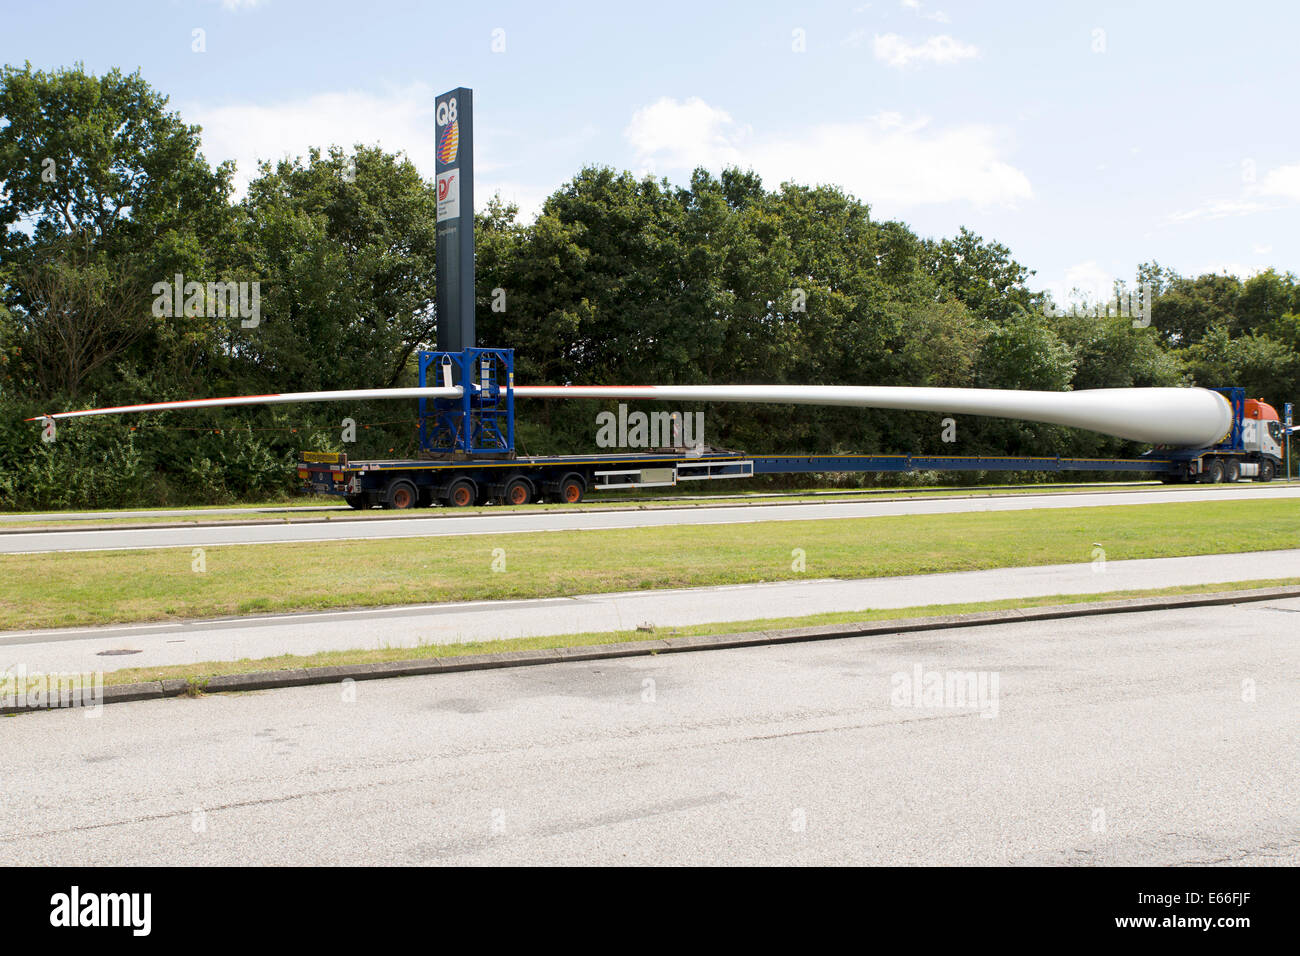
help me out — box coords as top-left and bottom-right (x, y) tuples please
(891, 664), (1000, 718)
(1045, 281), (1153, 328)
(1, 665), (103, 715)
(49, 886), (150, 936)
(151, 273), (261, 328)
(596, 403), (705, 450)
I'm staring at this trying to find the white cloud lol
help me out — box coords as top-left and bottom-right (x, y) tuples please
(1259, 162), (1300, 200)
(1167, 159), (1300, 225)
(1166, 199), (1272, 223)
(900, 0), (951, 22)
(218, 0), (266, 10)
(1043, 261), (1115, 306)
(483, 181), (553, 223)
(1190, 261), (1262, 280)
(873, 33), (978, 68)
(188, 85), (591, 221)
(624, 97), (1030, 209)
(187, 84), (438, 197)
(625, 97), (748, 171)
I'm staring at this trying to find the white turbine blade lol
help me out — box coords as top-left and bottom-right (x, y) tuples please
(513, 385), (1234, 448)
(30, 382), (1234, 448)
(29, 387), (464, 421)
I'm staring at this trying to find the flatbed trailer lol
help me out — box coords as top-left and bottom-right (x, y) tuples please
(299, 450), (755, 508)
(298, 448), (1254, 510)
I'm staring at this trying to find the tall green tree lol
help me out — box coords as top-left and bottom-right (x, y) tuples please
(1054, 311), (1183, 390)
(1183, 325), (1299, 401)
(1149, 273), (1242, 347)
(922, 227), (1037, 324)
(0, 62), (234, 401)
(234, 145), (439, 391)
(1234, 269), (1297, 336)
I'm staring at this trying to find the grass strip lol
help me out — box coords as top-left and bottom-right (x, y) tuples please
(0, 499), (1295, 631)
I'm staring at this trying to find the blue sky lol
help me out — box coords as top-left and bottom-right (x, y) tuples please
(5, 0), (1298, 303)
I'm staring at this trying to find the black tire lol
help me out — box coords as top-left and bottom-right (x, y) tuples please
(383, 479), (419, 510)
(503, 477), (533, 506)
(1223, 458), (1240, 483)
(444, 478), (476, 508)
(345, 494), (368, 510)
(1258, 460), (1275, 482)
(558, 474), (585, 504)
(1203, 458), (1225, 484)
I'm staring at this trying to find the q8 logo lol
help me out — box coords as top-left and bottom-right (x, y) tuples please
(437, 97), (461, 166)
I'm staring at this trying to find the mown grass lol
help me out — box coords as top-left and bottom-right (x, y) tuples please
(83, 576), (1300, 688)
(0, 498), (1295, 631)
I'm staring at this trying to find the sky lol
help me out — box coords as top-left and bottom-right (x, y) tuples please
(4, 0), (1299, 305)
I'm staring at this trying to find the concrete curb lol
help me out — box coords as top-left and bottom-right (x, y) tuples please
(4, 584), (1298, 714)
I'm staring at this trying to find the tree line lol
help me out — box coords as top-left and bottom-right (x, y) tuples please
(2, 64), (1297, 508)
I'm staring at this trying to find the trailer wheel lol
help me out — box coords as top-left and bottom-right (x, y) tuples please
(1203, 458), (1225, 484)
(345, 494), (368, 510)
(1258, 460), (1275, 482)
(383, 479), (419, 510)
(503, 477), (533, 506)
(558, 475), (585, 504)
(445, 478), (476, 508)
(1223, 458), (1240, 483)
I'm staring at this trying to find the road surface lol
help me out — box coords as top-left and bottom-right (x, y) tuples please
(4, 549), (1298, 675)
(3, 600), (1295, 865)
(3, 484), (1296, 554)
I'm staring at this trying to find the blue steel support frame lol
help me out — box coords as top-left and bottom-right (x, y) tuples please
(418, 348), (515, 455)
(1209, 386), (1245, 451)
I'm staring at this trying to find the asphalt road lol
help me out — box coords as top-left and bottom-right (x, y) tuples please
(5, 549), (1299, 675)
(3, 600), (1295, 865)
(3, 484), (1297, 553)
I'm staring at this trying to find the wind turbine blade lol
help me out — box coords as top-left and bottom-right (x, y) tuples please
(29, 383), (1234, 448)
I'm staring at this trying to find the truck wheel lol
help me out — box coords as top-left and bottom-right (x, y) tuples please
(445, 478), (476, 507)
(558, 475), (585, 504)
(345, 494), (368, 510)
(503, 477), (533, 506)
(1258, 460), (1275, 482)
(1223, 458), (1240, 483)
(1203, 458), (1225, 484)
(383, 480), (419, 510)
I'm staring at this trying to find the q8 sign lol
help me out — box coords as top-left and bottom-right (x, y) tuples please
(434, 87), (475, 352)
(435, 94), (462, 222)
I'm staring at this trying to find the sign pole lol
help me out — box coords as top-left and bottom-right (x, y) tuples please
(434, 87), (475, 354)
(1286, 402), (1293, 481)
